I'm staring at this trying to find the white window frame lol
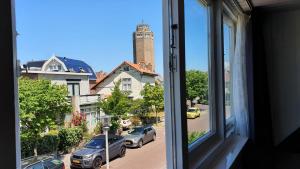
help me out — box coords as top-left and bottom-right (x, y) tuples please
(223, 1), (238, 138)
(163, 0), (226, 168)
(122, 78), (132, 91)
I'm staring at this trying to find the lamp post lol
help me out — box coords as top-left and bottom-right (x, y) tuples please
(101, 115), (111, 169)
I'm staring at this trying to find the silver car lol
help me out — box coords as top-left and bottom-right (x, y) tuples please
(70, 135), (126, 169)
(124, 126), (156, 148)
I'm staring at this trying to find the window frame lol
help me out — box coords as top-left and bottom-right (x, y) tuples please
(0, 0), (20, 168)
(223, 1), (238, 138)
(67, 83), (81, 96)
(164, 0), (226, 168)
(121, 78), (132, 91)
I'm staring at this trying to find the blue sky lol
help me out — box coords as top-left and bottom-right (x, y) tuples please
(15, 0), (164, 74)
(16, 0), (219, 75)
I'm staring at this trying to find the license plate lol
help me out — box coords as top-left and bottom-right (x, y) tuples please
(125, 141), (131, 144)
(72, 160), (80, 164)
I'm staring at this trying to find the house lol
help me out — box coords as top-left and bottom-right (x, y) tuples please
(22, 55), (101, 131)
(91, 61), (157, 99)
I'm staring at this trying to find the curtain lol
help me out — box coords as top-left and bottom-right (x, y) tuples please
(232, 14), (250, 137)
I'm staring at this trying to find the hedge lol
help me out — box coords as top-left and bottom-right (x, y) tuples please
(21, 127), (83, 158)
(58, 127), (83, 153)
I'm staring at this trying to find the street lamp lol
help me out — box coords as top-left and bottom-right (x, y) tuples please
(100, 115), (111, 169)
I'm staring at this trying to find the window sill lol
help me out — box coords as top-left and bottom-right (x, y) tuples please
(205, 135), (248, 169)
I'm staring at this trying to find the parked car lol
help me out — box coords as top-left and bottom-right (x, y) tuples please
(120, 119), (132, 129)
(22, 155), (65, 169)
(124, 126), (156, 148)
(187, 107), (201, 119)
(70, 135), (126, 169)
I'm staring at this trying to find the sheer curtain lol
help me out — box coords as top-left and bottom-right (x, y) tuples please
(232, 14), (249, 137)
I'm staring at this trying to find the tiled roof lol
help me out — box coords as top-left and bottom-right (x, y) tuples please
(27, 60), (46, 68)
(91, 61), (157, 89)
(56, 57), (97, 80)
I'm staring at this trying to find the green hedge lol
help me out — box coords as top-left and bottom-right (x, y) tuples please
(58, 127), (83, 153)
(188, 131), (206, 144)
(21, 127), (83, 158)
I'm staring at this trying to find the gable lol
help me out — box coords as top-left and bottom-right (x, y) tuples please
(91, 61), (157, 89)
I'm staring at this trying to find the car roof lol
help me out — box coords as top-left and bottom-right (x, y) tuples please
(21, 155), (55, 168)
(93, 134), (123, 140)
(134, 125), (153, 129)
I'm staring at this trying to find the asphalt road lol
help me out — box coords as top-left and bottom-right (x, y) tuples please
(62, 111), (209, 169)
(187, 110), (210, 133)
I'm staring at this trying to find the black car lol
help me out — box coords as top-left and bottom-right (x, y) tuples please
(22, 155), (65, 169)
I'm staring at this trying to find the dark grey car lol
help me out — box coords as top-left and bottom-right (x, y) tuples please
(70, 135), (126, 169)
(124, 126), (156, 148)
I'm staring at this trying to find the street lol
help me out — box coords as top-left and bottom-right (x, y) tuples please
(62, 127), (166, 169)
(62, 111), (209, 169)
(187, 110), (210, 133)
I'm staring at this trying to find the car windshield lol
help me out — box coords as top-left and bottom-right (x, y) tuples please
(85, 138), (105, 149)
(128, 127), (144, 135)
(188, 109), (196, 112)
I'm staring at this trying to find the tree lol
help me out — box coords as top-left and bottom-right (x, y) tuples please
(19, 77), (71, 156)
(98, 80), (132, 131)
(141, 82), (164, 125)
(186, 70), (209, 104)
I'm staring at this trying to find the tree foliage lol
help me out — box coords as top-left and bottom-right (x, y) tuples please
(141, 82), (164, 124)
(186, 70), (209, 104)
(19, 77), (71, 155)
(98, 80), (132, 130)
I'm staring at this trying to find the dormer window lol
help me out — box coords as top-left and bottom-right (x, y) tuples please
(79, 67), (85, 73)
(48, 64), (62, 72)
(123, 66), (129, 71)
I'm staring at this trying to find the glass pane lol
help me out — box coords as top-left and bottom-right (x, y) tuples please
(223, 22), (233, 119)
(67, 84), (73, 96)
(74, 84), (80, 96)
(184, 0), (210, 145)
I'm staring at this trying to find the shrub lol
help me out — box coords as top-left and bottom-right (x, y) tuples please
(94, 122), (103, 135)
(37, 130), (60, 155)
(58, 127), (83, 153)
(188, 131), (206, 144)
(21, 130), (60, 158)
(21, 135), (35, 158)
(71, 112), (88, 133)
(130, 116), (142, 126)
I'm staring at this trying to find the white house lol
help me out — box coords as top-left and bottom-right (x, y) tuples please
(91, 61), (157, 99)
(22, 55), (101, 131)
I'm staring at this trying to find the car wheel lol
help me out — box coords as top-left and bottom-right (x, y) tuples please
(152, 134), (156, 141)
(119, 146), (126, 157)
(138, 140), (143, 148)
(92, 157), (102, 169)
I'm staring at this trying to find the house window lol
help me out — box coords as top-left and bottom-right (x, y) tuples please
(122, 78), (132, 91)
(48, 64), (62, 72)
(67, 83), (80, 96)
(123, 66), (129, 71)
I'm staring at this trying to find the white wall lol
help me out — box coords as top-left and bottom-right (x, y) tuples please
(263, 8), (300, 145)
(95, 65), (155, 99)
(38, 74), (91, 95)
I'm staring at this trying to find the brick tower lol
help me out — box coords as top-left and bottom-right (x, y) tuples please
(133, 23), (155, 72)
